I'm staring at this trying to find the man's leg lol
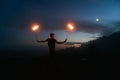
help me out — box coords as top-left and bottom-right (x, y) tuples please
(49, 48), (56, 64)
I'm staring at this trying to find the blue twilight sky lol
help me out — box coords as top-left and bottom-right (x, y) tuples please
(0, 0), (120, 51)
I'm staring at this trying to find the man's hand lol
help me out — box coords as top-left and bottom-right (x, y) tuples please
(64, 38), (67, 42)
(56, 38), (67, 44)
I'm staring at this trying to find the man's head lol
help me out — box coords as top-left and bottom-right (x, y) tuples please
(50, 33), (55, 38)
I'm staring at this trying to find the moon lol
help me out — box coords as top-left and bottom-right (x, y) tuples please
(96, 18), (99, 22)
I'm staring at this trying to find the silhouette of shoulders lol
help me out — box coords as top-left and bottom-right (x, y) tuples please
(46, 38), (57, 42)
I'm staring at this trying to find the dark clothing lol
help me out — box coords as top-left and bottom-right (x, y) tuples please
(45, 38), (57, 65)
(46, 38), (57, 54)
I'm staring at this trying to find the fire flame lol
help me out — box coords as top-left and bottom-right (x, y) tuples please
(32, 25), (39, 31)
(68, 24), (74, 30)
(67, 23), (75, 31)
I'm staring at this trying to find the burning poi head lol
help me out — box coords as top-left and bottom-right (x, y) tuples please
(32, 24), (40, 32)
(66, 22), (75, 32)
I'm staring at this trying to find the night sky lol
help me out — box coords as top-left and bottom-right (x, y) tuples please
(0, 0), (120, 53)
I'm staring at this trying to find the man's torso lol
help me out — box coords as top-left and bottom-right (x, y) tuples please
(46, 38), (57, 48)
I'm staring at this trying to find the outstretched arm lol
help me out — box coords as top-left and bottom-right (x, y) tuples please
(56, 38), (67, 44)
(36, 40), (47, 43)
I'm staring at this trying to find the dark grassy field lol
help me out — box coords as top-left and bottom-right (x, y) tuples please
(0, 50), (96, 79)
(0, 52), (95, 70)
(1, 50), (120, 79)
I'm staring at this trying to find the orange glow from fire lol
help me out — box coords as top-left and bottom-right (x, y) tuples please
(68, 24), (74, 30)
(67, 23), (75, 32)
(32, 24), (40, 32)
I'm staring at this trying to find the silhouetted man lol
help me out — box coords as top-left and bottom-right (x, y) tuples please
(36, 33), (67, 66)
(36, 33), (67, 54)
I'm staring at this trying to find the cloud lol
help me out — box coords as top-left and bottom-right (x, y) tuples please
(100, 21), (120, 36)
(41, 20), (110, 35)
(113, 21), (120, 28)
(75, 21), (107, 34)
(0, 16), (118, 36)
(56, 43), (81, 50)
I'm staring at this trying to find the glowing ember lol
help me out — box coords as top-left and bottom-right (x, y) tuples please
(32, 25), (39, 31)
(68, 24), (74, 30)
(67, 23), (75, 31)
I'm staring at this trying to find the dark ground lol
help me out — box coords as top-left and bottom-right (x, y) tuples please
(0, 51), (120, 79)
(0, 50), (96, 79)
